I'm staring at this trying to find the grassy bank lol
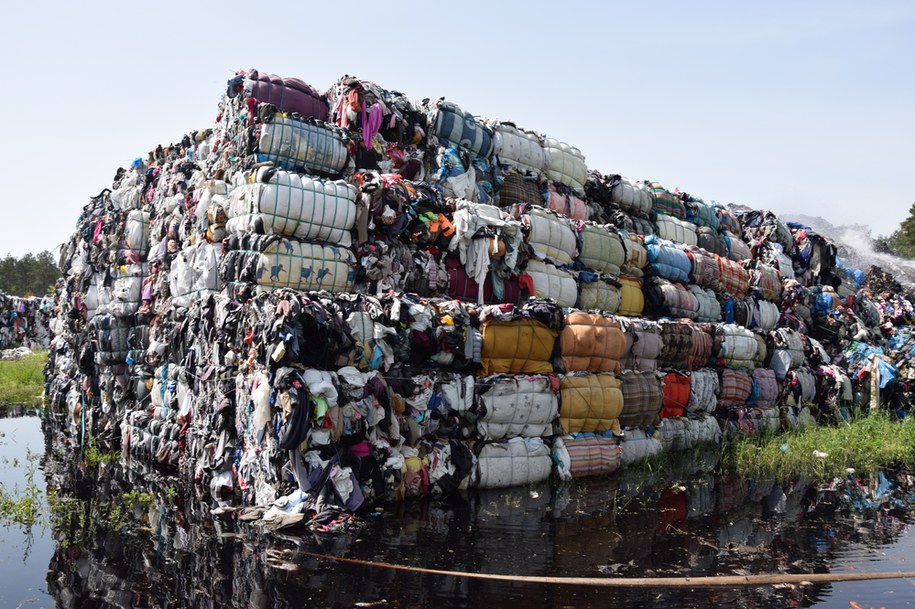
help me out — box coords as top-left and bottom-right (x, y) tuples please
(726, 411), (915, 480)
(0, 351), (47, 413)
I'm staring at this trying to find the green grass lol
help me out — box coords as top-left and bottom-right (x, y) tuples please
(726, 411), (915, 481)
(0, 351), (47, 411)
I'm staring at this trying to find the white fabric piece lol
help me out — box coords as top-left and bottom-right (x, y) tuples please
(449, 200), (523, 301)
(96, 264), (147, 318)
(125, 210), (150, 256)
(473, 437), (552, 488)
(476, 375), (559, 439)
(170, 242), (224, 307)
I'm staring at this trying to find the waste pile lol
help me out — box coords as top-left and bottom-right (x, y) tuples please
(0, 291), (53, 350)
(43, 68), (915, 525)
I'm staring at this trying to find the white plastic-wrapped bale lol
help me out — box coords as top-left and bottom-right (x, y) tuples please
(525, 259), (577, 307)
(492, 122), (548, 176)
(578, 275), (621, 313)
(619, 428), (663, 466)
(543, 138), (587, 191)
(227, 168), (356, 247)
(220, 237), (356, 293)
(718, 324), (758, 369)
(170, 242), (224, 307)
(472, 437), (552, 489)
(578, 223), (626, 276)
(257, 116), (351, 175)
(96, 264), (147, 318)
(524, 207), (577, 265)
(655, 215), (698, 247)
(611, 177), (652, 218)
(769, 328), (806, 379)
(475, 375), (559, 439)
(690, 285), (721, 322)
(752, 298), (780, 332)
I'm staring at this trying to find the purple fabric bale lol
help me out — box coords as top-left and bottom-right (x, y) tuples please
(245, 69), (329, 121)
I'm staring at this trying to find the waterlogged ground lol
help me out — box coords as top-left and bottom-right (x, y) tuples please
(2, 415), (914, 608)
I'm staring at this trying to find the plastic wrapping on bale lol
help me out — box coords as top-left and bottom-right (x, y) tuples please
(472, 437), (552, 489)
(475, 374), (559, 439)
(655, 215), (698, 247)
(490, 122), (548, 177)
(220, 236), (356, 292)
(577, 273), (621, 313)
(619, 428), (663, 466)
(577, 223), (626, 276)
(722, 231), (751, 262)
(430, 100), (494, 159)
(478, 303), (560, 376)
(696, 226), (728, 258)
(560, 435), (622, 478)
(618, 370), (664, 428)
(226, 168), (357, 246)
(558, 373), (624, 434)
(690, 285), (721, 322)
(622, 234), (648, 276)
(257, 115), (352, 176)
(717, 324), (758, 370)
(560, 311), (626, 373)
(785, 367), (817, 406)
(237, 69), (329, 121)
(620, 318), (663, 371)
(521, 206), (577, 265)
(751, 298), (780, 332)
(683, 196), (720, 231)
(610, 176), (652, 218)
(751, 368), (779, 409)
(543, 139), (587, 191)
(645, 277), (699, 320)
(688, 369), (719, 414)
(524, 259), (577, 307)
(646, 237), (691, 282)
(768, 328), (806, 380)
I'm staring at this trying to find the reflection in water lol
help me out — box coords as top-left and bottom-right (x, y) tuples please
(42, 421), (913, 609)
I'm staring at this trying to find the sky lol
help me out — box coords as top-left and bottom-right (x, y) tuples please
(0, 0), (912, 257)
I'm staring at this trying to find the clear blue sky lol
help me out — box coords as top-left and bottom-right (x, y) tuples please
(1, 0), (912, 257)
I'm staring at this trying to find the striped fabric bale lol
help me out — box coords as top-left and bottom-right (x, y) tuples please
(697, 226), (728, 258)
(543, 139), (587, 191)
(561, 312), (627, 373)
(618, 370), (664, 428)
(769, 328), (806, 380)
(498, 171), (542, 207)
(658, 321), (694, 370)
(688, 369), (719, 414)
(718, 368), (753, 409)
(649, 183), (686, 219)
(717, 324), (758, 369)
(646, 239), (691, 282)
(617, 276), (645, 317)
(525, 259), (577, 308)
(622, 234), (648, 276)
(257, 116), (350, 176)
(523, 207), (577, 265)
(620, 318), (663, 372)
(611, 177), (653, 218)
(687, 247), (721, 291)
(472, 438), (552, 489)
(716, 254), (750, 297)
(562, 435), (622, 478)
(578, 274), (622, 313)
(578, 223), (626, 276)
(645, 277), (699, 320)
(655, 215), (698, 247)
(690, 285), (722, 322)
(226, 168), (357, 246)
(660, 372), (691, 419)
(491, 122), (547, 176)
(687, 324), (714, 369)
(716, 207), (741, 234)
(475, 374), (559, 439)
(723, 231), (752, 262)
(559, 373), (624, 434)
(685, 198), (720, 231)
(619, 428), (663, 465)
(432, 101), (494, 158)
(751, 368), (779, 410)
(747, 262), (782, 302)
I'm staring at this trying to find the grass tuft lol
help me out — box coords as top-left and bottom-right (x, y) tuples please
(725, 411), (915, 481)
(0, 351), (47, 411)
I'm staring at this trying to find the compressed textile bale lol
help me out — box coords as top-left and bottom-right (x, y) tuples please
(96, 264), (147, 318)
(716, 255), (750, 297)
(473, 438), (552, 488)
(752, 298), (780, 332)
(563, 435), (622, 478)
(492, 123), (547, 176)
(752, 368), (779, 410)
(687, 247), (721, 291)
(655, 215), (698, 247)
(645, 277), (699, 320)
(476, 374), (559, 439)
(753, 333), (769, 368)
(257, 116), (350, 175)
(445, 257), (521, 305)
(687, 324), (714, 369)
(222, 239), (355, 292)
(578, 223), (626, 276)
(124, 210), (150, 258)
(611, 177), (652, 218)
(433, 101), (494, 158)
(688, 369), (719, 413)
(525, 259), (577, 307)
(769, 328), (805, 379)
(170, 242), (223, 306)
(621, 319), (663, 371)
(697, 226), (728, 258)
(718, 369), (753, 408)
(716, 207), (741, 234)
(558, 373), (623, 434)
(578, 275), (621, 313)
(524, 207), (576, 265)
(226, 168), (357, 247)
(617, 276), (645, 317)
(543, 181), (590, 220)
(243, 69), (329, 120)
(658, 321), (693, 369)
(660, 372), (691, 419)
(690, 285), (721, 322)
(723, 231), (751, 262)
(688, 413), (723, 445)
(622, 235), (648, 276)
(658, 417), (694, 452)
(649, 183), (686, 219)
(543, 139), (587, 191)
(646, 239), (691, 282)
(748, 262), (782, 302)
(561, 312), (626, 373)
(718, 324), (758, 369)
(785, 368), (817, 406)
(91, 314), (131, 365)
(479, 318), (557, 376)
(618, 370), (663, 428)
(686, 198), (720, 231)
(498, 172), (542, 207)
(619, 428), (663, 466)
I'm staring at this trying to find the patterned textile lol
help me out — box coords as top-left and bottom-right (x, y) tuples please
(564, 436), (622, 478)
(618, 370), (664, 428)
(716, 254), (750, 297)
(718, 368), (753, 408)
(687, 247), (721, 291)
(658, 321), (693, 369)
(688, 324), (714, 369)
(649, 183), (686, 219)
(688, 369), (719, 413)
(498, 171), (542, 207)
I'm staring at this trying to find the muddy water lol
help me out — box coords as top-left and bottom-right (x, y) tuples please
(3, 416), (914, 608)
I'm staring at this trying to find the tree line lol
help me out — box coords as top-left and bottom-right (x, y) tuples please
(0, 251), (61, 297)
(877, 203), (915, 258)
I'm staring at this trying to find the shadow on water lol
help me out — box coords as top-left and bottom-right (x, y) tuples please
(0, 414), (910, 608)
